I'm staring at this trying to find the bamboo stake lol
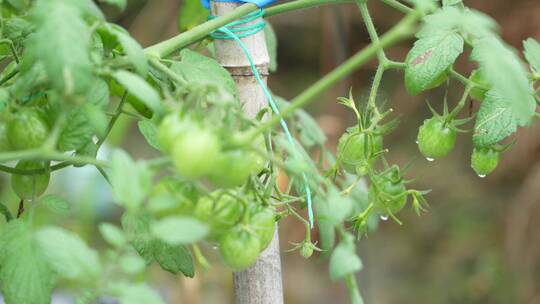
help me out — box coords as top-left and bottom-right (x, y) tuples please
(210, 2), (284, 304)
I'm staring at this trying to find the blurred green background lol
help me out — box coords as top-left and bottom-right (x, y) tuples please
(4, 0), (540, 303)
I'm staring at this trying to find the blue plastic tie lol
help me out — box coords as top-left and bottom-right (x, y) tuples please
(209, 9), (314, 228)
(201, 0), (275, 10)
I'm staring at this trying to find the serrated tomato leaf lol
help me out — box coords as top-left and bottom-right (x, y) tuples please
(473, 90), (517, 148)
(472, 36), (536, 126)
(523, 38), (540, 73)
(405, 32), (463, 95)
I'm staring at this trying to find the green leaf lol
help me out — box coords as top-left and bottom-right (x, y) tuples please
(171, 49), (238, 98)
(4, 17), (33, 43)
(117, 283), (165, 304)
(329, 235), (362, 280)
(178, 0), (208, 32)
(150, 216), (208, 245)
(472, 36), (536, 125)
(138, 120), (160, 150)
(418, 7), (497, 39)
(104, 24), (147, 76)
(265, 22), (278, 72)
(405, 32), (464, 95)
(119, 254), (146, 275)
(0, 202), (13, 222)
(59, 107), (95, 151)
(99, 223), (127, 248)
(39, 194), (70, 214)
(442, 0), (461, 6)
(99, 0), (127, 11)
(523, 38), (540, 73)
(315, 188), (353, 227)
(26, 0), (93, 96)
(121, 212), (195, 277)
(473, 90), (517, 147)
(109, 150), (153, 210)
(0, 220), (54, 304)
(113, 70), (162, 114)
(36, 226), (101, 281)
(6, 0), (29, 11)
(296, 109), (327, 147)
(153, 242), (194, 277)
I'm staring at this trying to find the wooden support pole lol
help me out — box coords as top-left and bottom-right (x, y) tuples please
(210, 3), (284, 304)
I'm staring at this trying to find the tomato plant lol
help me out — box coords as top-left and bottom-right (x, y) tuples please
(0, 0), (538, 303)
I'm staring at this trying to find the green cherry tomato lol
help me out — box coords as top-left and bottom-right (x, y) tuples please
(11, 161), (50, 200)
(337, 131), (383, 175)
(208, 149), (264, 188)
(471, 147), (499, 177)
(156, 114), (187, 153)
(0, 123), (11, 152)
(194, 193), (244, 241)
(7, 109), (49, 150)
(250, 206), (276, 251)
(171, 126), (220, 179)
(220, 228), (261, 271)
(417, 117), (456, 160)
(369, 174), (407, 217)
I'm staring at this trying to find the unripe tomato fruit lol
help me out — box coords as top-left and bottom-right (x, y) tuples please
(156, 114), (187, 153)
(11, 161), (50, 200)
(0, 123), (11, 152)
(369, 175), (407, 217)
(417, 117), (456, 159)
(171, 127), (220, 179)
(208, 149), (264, 188)
(220, 228), (261, 271)
(471, 147), (499, 176)
(300, 241), (314, 258)
(7, 109), (49, 150)
(194, 193), (244, 241)
(337, 131), (383, 175)
(250, 206), (275, 251)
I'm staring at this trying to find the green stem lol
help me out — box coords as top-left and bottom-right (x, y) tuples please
(345, 274), (364, 304)
(250, 11), (419, 140)
(378, 0), (413, 14)
(144, 4), (258, 58)
(357, 0), (387, 63)
(149, 58), (188, 86)
(367, 64), (385, 115)
(97, 91), (128, 148)
(265, 0), (352, 17)
(0, 149), (107, 169)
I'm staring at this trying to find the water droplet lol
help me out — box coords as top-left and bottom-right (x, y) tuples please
(478, 174), (486, 178)
(380, 215), (389, 221)
(426, 157), (434, 162)
(212, 245), (218, 250)
(415, 140), (419, 144)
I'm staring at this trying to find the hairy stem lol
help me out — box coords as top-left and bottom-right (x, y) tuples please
(144, 4), (258, 58)
(378, 0), (413, 14)
(357, 0), (387, 63)
(265, 0), (352, 17)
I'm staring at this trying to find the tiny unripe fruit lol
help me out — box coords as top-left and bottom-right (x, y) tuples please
(11, 161), (50, 199)
(471, 147), (499, 177)
(417, 117), (456, 159)
(300, 241), (314, 259)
